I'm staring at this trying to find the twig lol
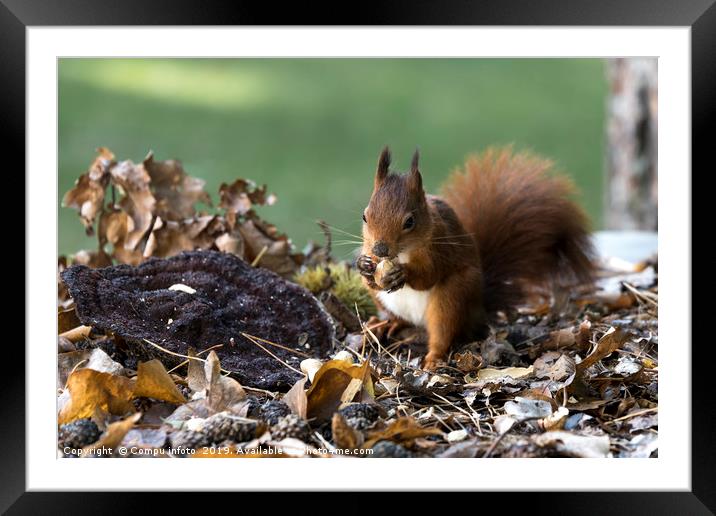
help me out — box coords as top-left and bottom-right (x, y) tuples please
(365, 320), (389, 331)
(251, 245), (269, 267)
(434, 404), (467, 431)
(142, 338), (275, 396)
(63, 358), (89, 390)
(316, 219), (332, 257)
(430, 411), (455, 432)
(358, 315), (399, 365)
(166, 344), (225, 374)
(433, 393), (481, 429)
(483, 416), (543, 458)
(243, 385), (280, 396)
(385, 334), (418, 353)
(623, 282), (658, 308)
(142, 338), (233, 375)
(313, 430), (335, 452)
(605, 407), (658, 425)
(239, 332), (311, 358)
(240, 333), (303, 375)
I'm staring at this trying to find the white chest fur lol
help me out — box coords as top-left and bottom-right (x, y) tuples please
(377, 286), (431, 327)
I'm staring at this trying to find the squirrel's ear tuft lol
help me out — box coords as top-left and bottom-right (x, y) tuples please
(410, 148), (420, 174)
(375, 146), (391, 189)
(409, 148), (423, 192)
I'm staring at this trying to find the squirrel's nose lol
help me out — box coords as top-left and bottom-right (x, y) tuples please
(372, 241), (389, 258)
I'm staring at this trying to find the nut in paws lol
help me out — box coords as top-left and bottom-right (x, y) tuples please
(376, 261), (405, 292)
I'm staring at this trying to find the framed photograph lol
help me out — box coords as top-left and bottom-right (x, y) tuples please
(6, 0), (711, 511)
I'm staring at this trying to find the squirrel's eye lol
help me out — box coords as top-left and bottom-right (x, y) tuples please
(403, 215), (415, 231)
(362, 213), (367, 223)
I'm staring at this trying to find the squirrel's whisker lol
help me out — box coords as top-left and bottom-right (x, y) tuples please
(322, 224), (363, 240)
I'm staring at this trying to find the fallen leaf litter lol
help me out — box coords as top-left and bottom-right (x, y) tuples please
(57, 149), (658, 458)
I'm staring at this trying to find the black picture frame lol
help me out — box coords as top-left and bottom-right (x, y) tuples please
(3, 0), (711, 513)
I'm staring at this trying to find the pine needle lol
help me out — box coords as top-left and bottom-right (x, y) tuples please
(240, 333), (303, 374)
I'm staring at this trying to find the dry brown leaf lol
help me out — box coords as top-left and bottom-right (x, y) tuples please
(214, 231), (245, 257)
(237, 219), (297, 277)
(58, 336), (75, 353)
(534, 352), (577, 388)
(71, 249), (113, 268)
(340, 377), (365, 404)
(82, 412), (142, 456)
(143, 152), (211, 220)
(59, 368), (135, 425)
(576, 320), (592, 351)
(134, 359), (186, 404)
(532, 431), (611, 458)
(220, 179), (254, 227)
(283, 377), (308, 419)
(58, 324), (92, 342)
(204, 351), (246, 412)
(539, 406), (569, 431)
(98, 208), (130, 248)
(98, 208), (145, 265)
(454, 350), (483, 372)
(62, 170), (109, 235)
(577, 327), (630, 372)
(110, 159), (156, 249)
(58, 257), (71, 305)
(165, 358), (253, 422)
(543, 328), (576, 351)
(58, 308), (81, 334)
(363, 417), (442, 449)
(332, 412), (363, 450)
(494, 414), (516, 434)
(58, 350), (90, 389)
(143, 216), (218, 258)
(306, 359), (373, 422)
(219, 179), (274, 228)
(186, 348), (207, 394)
(476, 366), (533, 381)
(57, 347), (127, 393)
(83, 147), (115, 179)
(504, 397), (553, 421)
(121, 427), (168, 450)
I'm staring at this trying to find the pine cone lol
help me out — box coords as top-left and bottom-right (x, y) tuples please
(202, 412), (260, 444)
(338, 403), (381, 430)
(257, 400), (292, 425)
(368, 440), (414, 458)
(170, 429), (211, 451)
(58, 418), (101, 450)
(270, 414), (313, 443)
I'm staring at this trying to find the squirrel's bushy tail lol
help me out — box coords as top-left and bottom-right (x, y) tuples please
(441, 147), (595, 313)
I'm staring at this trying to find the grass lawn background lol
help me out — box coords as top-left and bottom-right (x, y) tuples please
(59, 58), (607, 260)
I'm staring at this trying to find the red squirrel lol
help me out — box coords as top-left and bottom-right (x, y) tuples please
(357, 146), (595, 370)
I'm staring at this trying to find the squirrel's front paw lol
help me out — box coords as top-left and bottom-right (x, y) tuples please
(382, 263), (406, 293)
(357, 254), (377, 277)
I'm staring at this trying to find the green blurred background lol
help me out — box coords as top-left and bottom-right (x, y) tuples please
(59, 59), (607, 259)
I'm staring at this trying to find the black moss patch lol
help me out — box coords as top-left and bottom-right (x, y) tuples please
(61, 250), (334, 391)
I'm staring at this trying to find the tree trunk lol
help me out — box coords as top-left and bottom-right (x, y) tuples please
(604, 58), (658, 230)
